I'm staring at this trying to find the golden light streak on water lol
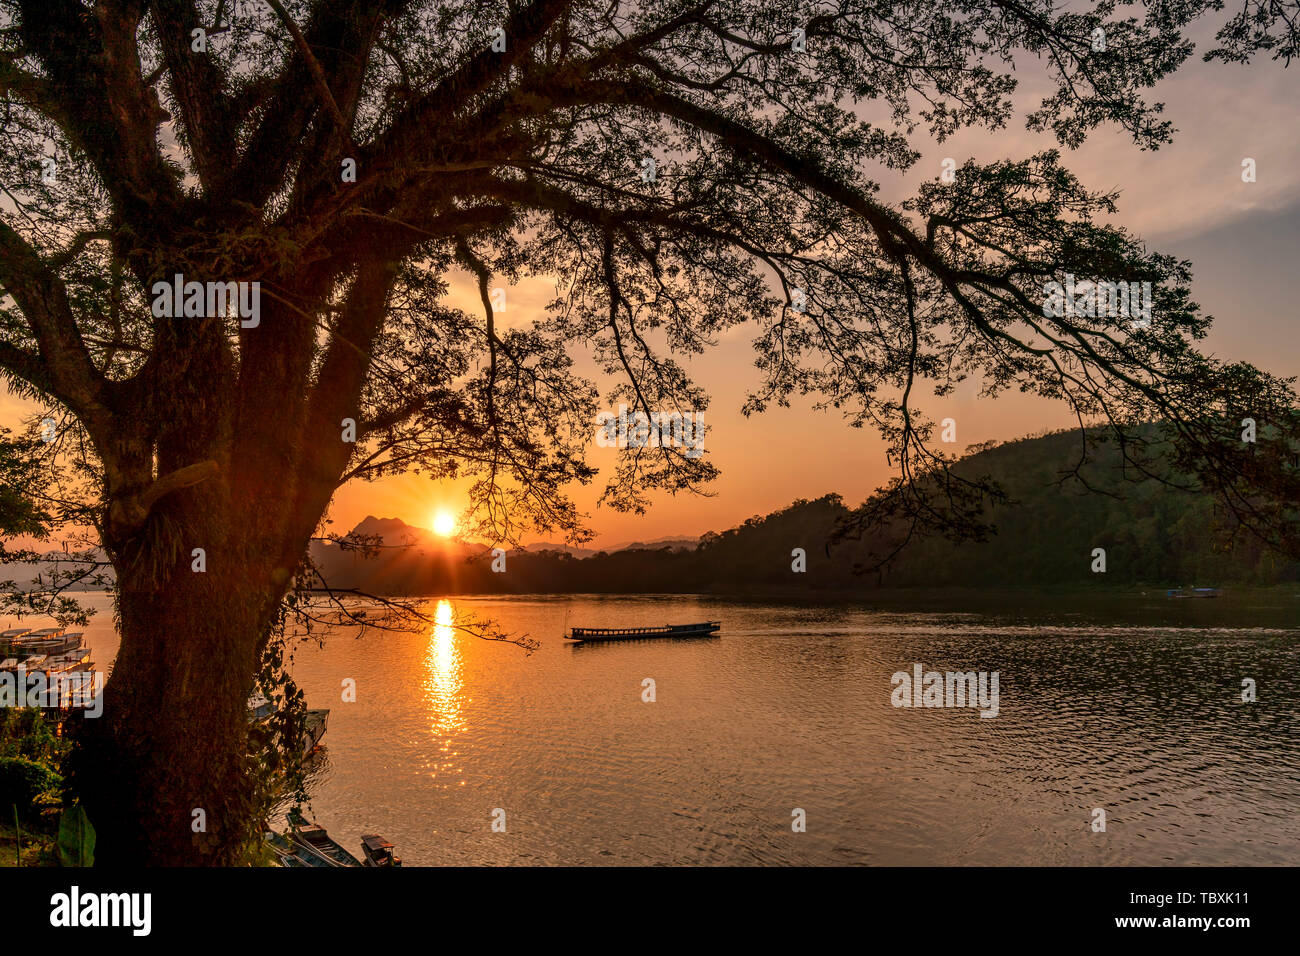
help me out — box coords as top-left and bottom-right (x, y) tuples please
(422, 599), (466, 779)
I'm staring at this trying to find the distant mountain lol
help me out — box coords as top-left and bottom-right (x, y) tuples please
(603, 536), (698, 553)
(331, 518), (693, 557)
(349, 515), (423, 540)
(520, 536), (698, 555)
(523, 541), (598, 557)
(307, 430), (1299, 595)
(310, 516), (487, 595)
(0, 547), (115, 591)
(682, 429), (1299, 590)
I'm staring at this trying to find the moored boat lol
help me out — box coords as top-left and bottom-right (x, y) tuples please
(0, 628), (31, 653)
(286, 812), (363, 867)
(267, 831), (318, 867)
(303, 709), (329, 754)
(270, 823), (403, 868)
(1166, 587), (1222, 598)
(12, 629), (83, 656)
(247, 691), (274, 720)
(566, 621), (721, 642)
(0, 625), (97, 714)
(360, 834), (402, 867)
(61, 665), (98, 709)
(247, 694), (330, 756)
(43, 646), (91, 672)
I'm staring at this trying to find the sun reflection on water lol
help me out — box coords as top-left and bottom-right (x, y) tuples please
(423, 599), (466, 780)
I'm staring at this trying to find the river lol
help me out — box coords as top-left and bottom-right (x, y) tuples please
(62, 589), (1300, 865)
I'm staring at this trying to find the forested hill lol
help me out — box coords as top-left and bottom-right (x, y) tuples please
(739, 430), (1297, 589)
(313, 429), (1298, 595)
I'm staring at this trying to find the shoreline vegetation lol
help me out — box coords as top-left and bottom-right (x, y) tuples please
(0, 705), (297, 869)
(311, 431), (1298, 598)
(0, 710), (68, 868)
(0, 820), (56, 868)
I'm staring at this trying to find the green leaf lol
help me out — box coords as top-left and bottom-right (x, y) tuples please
(57, 805), (96, 868)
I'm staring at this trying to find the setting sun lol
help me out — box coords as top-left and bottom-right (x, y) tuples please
(431, 510), (458, 537)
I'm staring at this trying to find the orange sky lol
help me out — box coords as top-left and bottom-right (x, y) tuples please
(327, 47), (1300, 546)
(5, 42), (1298, 548)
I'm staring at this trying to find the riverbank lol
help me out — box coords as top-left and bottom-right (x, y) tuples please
(0, 820), (56, 866)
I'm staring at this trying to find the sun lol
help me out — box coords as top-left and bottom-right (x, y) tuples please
(431, 510), (458, 538)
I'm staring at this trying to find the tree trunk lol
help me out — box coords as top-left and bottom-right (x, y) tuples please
(69, 520), (285, 866)
(61, 271), (377, 865)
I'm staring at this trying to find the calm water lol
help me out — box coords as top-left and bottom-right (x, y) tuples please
(65, 590), (1300, 865)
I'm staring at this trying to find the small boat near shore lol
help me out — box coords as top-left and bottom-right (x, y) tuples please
(303, 709), (329, 753)
(266, 831), (316, 867)
(360, 834), (402, 867)
(272, 813), (402, 868)
(565, 621), (721, 642)
(1166, 587), (1222, 599)
(286, 812), (363, 867)
(0, 625), (98, 714)
(4, 627), (84, 657)
(247, 692), (330, 756)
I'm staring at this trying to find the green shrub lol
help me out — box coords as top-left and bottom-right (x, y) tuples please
(0, 757), (62, 819)
(0, 709), (68, 765)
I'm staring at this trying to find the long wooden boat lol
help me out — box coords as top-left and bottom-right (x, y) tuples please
(278, 814), (402, 868)
(21, 627), (66, 639)
(0, 628), (30, 654)
(266, 831), (318, 867)
(11, 630), (83, 656)
(566, 621), (721, 642)
(286, 813), (363, 867)
(43, 647), (91, 673)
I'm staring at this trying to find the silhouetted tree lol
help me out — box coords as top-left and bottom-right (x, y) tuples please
(1, 0), (1297, 863)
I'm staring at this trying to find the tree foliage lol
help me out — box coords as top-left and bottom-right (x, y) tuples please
(0, 0), (1294, 553)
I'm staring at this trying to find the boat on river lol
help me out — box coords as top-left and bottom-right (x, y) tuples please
(0, 626), (97, 712)
(267, 831), (317, 867)
(6, 627), (83, 656)
(565, 621), (721, 642)
(286, 813), (363, 867)
(360, 834), (402, 867)
(1166, 587), (1222, 598)
(303, 709), (329, 753)
(275, 813), (402, 868)
(0, 628), (31, 652)
(247, 693), (329, 756)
